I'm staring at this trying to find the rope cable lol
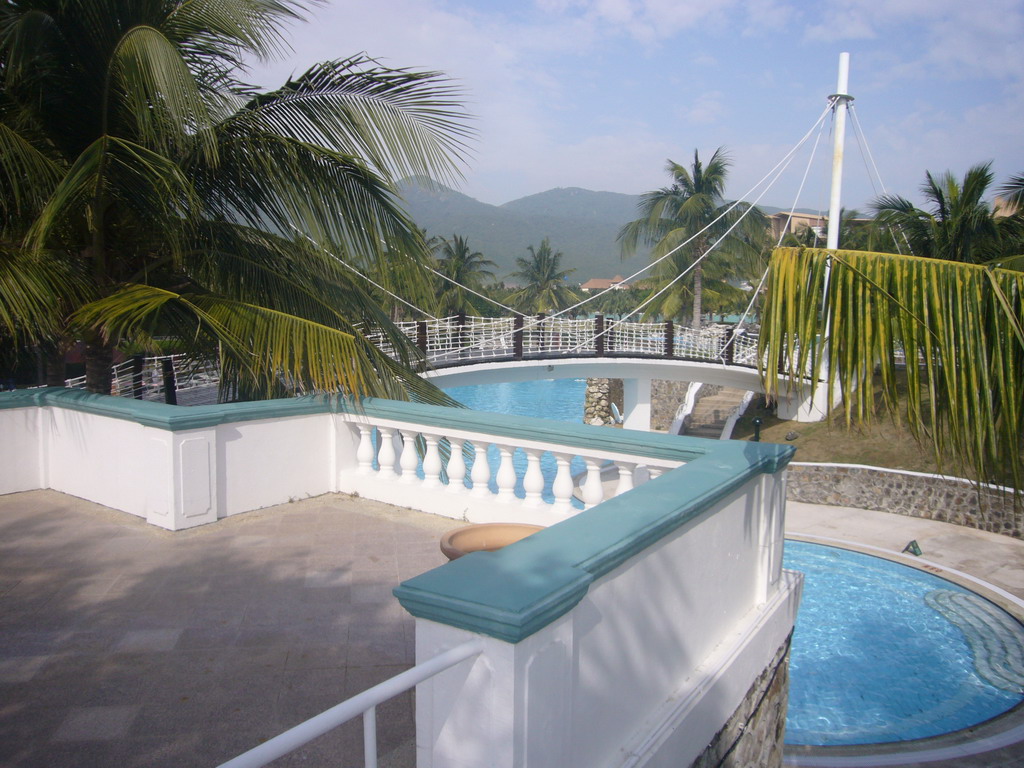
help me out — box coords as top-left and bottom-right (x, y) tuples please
(291, 228), (439, 321)
(728, 111), (832, 346)
(849, 105), (911, 254)
(567, 106), (833, 356)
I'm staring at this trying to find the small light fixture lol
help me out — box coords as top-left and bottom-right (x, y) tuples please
(752, 417), (763, 442)
(902, 540), (922, 556)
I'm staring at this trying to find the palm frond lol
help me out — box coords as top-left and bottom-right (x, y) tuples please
(236, 56), (474, 185)
(760, 246), (1024, 491)
(108, 24), (216, 161)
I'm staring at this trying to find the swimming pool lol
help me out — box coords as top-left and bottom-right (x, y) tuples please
(784, 540), (1024, 746)
(443, 378), (1024, 747)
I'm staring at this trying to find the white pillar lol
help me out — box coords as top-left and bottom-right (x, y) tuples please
(826, 52), (852, 251)
(622, 377), (652, 431)
(414, 617), (574, 768)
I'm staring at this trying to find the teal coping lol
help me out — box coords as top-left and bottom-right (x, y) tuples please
(393, 438), (792, 643)
(0, 388), (722, 463)
(1, 387), (795, 642)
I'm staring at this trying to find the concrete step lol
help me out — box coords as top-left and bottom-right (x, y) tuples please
(683, 387), (750, 439)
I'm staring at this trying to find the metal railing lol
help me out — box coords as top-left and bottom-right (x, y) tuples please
(217, 639), (483, 768)
(64, 316), (760, 403)
(64, 353), (219, 404)
(366, 313), (759, 369)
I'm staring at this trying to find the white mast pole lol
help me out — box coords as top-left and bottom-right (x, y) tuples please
(826, 52), (852, 249)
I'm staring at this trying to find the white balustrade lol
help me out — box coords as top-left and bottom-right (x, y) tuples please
(356, 425), (375, 474)
(551, 453), (576, 515)
(580, 458), (605, 509)
(495, 446), (517, 501)
(341, 418), (680, 526)
(615, 462), (635, 496)
(377, 427), (398, 478)
(469, 442), (491, 497)
(522, 449), (545, 506)
(446, 438), (467, 493)
(422, 434), (443, 488)
(399, 430), (420, 483)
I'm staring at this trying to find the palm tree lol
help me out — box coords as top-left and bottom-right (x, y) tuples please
(619, 149), (765, 327)
(782, 209), (901, 253)
(872, 163), (1013, 264)
(0, 0), (471, 400)
(433, 235), (497, 316)
(507, 238), (580, 314)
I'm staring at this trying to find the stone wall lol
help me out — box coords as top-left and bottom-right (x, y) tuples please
(583, 378), (623, 425)
(788, 463), (1022, 538)
(689, 634), (792, 768)
(650, 379), (694, 431)
(583, 378), (706, 431)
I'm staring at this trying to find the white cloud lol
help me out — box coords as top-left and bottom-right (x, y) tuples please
(803, 0), (1024, 81)
(683, 91), (727, 125)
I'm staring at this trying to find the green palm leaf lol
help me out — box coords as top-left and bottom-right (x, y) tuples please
(760, 246), (1023, 492)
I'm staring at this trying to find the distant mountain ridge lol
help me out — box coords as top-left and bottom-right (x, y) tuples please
(397, 180), (818, 283)
(398, 182), (646, 282)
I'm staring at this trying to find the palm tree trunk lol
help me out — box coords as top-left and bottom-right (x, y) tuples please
(691, 262), (704, 328)
(84, 341), (115, 395)
(44, 349), (67, 387)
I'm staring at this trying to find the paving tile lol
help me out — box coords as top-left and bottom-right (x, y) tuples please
(114, 629), (182, 653)
(0, 655), (51, 683)
(52, 705), (138, 741)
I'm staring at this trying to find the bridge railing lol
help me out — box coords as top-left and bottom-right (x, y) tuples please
(374, 314), (759, 369)
(62, 316), (761, 405)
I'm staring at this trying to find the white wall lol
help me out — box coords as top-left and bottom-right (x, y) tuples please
(413, 470), (801, 768)
(0, 407), (43, 494)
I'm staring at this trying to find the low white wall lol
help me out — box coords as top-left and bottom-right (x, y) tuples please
(411, 471), (800, 768)
(0, 401), (339, 530)
(0, 406), (43, 494)
(216, 414), (335, 516)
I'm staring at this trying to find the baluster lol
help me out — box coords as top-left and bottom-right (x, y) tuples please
(522, 449), (545, 506)
(614, 462), (636, 497)
(647, 466), (664, 481)
(355, 425), (375, 474)
(581, 458), (604, 508)
(377, 427), (398, 478)
(551, 453), (575, 514)
(422, 433), (443, 488)
(446, 438), (467, 492)
(495, 445), (517, 501)
(399, 430), (420, 483)
(470, 442), (491, 496)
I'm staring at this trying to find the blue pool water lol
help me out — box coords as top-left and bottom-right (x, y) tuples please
(444, 379), (588, 423)
(443, 379), (1024, 747)
(784, 541), (1024, 746)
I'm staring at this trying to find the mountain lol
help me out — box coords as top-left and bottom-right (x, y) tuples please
(396, 181), (824, 285)
(397, 182), (647, 283)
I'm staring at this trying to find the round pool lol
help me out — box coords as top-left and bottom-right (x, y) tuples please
(784, 540), (1024, 746)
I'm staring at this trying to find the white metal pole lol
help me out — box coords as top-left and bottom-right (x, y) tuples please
(826, 52), (852, 250)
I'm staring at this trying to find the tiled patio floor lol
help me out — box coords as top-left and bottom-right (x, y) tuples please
(4, 492), (1024, 767)
(0, 490), (454, 767)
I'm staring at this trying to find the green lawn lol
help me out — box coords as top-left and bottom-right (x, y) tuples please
(730, 378), (1020, 488)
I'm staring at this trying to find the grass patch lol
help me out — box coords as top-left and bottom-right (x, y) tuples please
(730, 374), (1021, 488)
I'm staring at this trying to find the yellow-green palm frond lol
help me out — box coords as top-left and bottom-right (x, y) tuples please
(760, 246), (1024, 491)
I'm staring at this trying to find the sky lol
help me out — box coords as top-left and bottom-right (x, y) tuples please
(246, 0), (1024, 213)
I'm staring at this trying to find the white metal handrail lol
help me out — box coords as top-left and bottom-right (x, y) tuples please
(217, 639), (484, 768)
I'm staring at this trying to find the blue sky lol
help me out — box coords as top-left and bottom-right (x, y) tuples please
(247, 0), (1024, 212)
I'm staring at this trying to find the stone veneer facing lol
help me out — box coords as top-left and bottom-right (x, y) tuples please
(583, 377), (692, 431)
(788, 464), (1023, 539)
(689, 634), (792, 768)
